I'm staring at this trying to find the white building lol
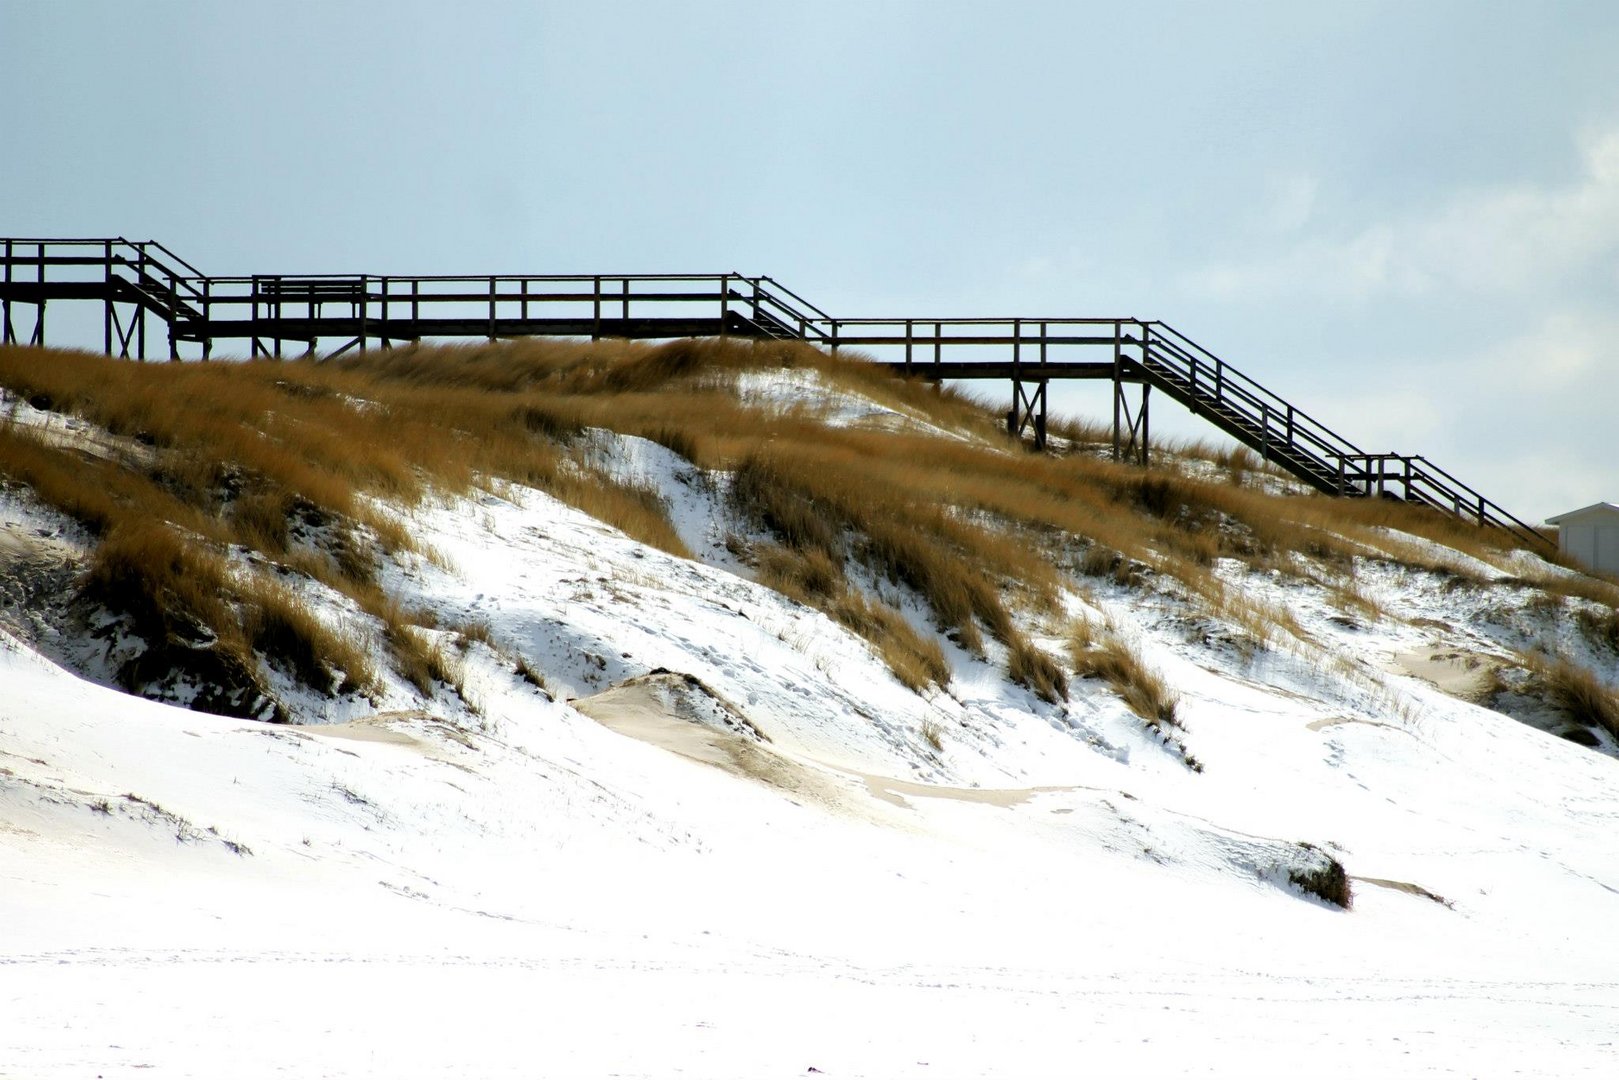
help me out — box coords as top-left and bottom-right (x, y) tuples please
(1546, 502), (1619, 575)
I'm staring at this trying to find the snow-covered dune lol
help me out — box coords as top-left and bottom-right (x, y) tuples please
(3, 362), (1618, 1078)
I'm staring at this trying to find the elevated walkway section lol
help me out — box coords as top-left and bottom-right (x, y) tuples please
(0, 237), (1548, 550)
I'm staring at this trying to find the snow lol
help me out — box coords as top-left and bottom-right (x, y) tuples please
(5, 385), (1619, 1077)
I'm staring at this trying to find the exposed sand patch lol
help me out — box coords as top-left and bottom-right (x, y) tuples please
(852, 774), (1070, 809)
(1, 400), (159, 471)
(578, 671), (1078, 815)
(576, 674), (868, 817)
(0, 520), (81, 566)
(1392, 648), (1494, 698)
(1306, 716), (1406, 733)
(303, 713), (426, 748)
(296, 712), (479, 769)
(1351, 875), (1454, 908)
(574, 682), (739, 768)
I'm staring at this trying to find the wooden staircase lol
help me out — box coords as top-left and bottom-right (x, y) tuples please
(0, 237), (1552, 551)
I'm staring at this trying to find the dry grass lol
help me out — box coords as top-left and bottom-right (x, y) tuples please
(1289, 845), (1353, 909)
(0, 333), (1561, 718)
(1067, 624), (1180, 728)
(79, 519), (235, 643)
(1527, 654), (1619, 740)
(455, 618), (495, 650)
(1327, 578), (1386, 623)
(1178, 569), (1310, 654)
(1007, 634), (1068, 703)
(0, 341), (702, 711)
(755, 544), (950, 693)
(76, 518), (376, 700)
(513, 655), (551, 695)
(1574, 606), (1619, 655)
(386, 620), (460, 697)
(240, 578), (377, 695)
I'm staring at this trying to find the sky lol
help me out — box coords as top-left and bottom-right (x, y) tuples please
(4, 0), (1618, 522)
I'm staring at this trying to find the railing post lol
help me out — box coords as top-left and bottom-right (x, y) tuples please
(378, 276), (389, 351)
(1008, 318), (1022, 437)
(487, 275), (497, 341)
(103, 240), (113, 356)
(592, 275), (602, 340)
(201, 277), (213, 360)
(136, 244), (147, 360)
(2, 238), (11, 346)
(720, 273), (730, 338)
(904, 318), (914, 374)
(167, 264), (180, 361)
(1112, 320), (1122, 461)
(1141, 381), (1151, 468)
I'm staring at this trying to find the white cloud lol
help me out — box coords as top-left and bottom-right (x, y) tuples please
(1262, 172), (1319, 234)
(1185, 125), (1619, 304)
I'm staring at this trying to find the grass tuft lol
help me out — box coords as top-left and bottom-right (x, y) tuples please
(1536, 656), (1619, 740)
(1289, 845), (1353, 909)
(1068, 625), (1179, 727)
(241, 579), (376, 696)
(756, 543), (950, 693)
(1008, 634), (1068, 703)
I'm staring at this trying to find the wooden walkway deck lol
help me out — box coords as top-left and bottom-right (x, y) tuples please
(0, 237), (1549, 549)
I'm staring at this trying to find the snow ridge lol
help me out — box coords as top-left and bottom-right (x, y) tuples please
(3, 369), (1619, 1078)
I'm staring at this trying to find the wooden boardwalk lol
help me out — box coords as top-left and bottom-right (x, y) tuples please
(0, 237), (1548, 549)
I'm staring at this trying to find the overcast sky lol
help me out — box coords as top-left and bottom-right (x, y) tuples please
(5, 0), (1617, 522)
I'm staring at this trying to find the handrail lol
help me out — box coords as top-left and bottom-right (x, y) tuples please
(757, 276), (834, 321)
(1137, 324), (1543, 544)
(1145, 326), (1367, 457)
(0, 236), (1552, 550)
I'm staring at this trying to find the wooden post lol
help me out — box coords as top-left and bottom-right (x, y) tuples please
(136, 246), (146, 360)
(103, 240), (113, 356)
(1141, 382), (1150, 468)
(202, 278), (213, 360)
(1009, 319), (1021, 436)
(2, 239), (11, 346)
(1112, 321), (1122, 461)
